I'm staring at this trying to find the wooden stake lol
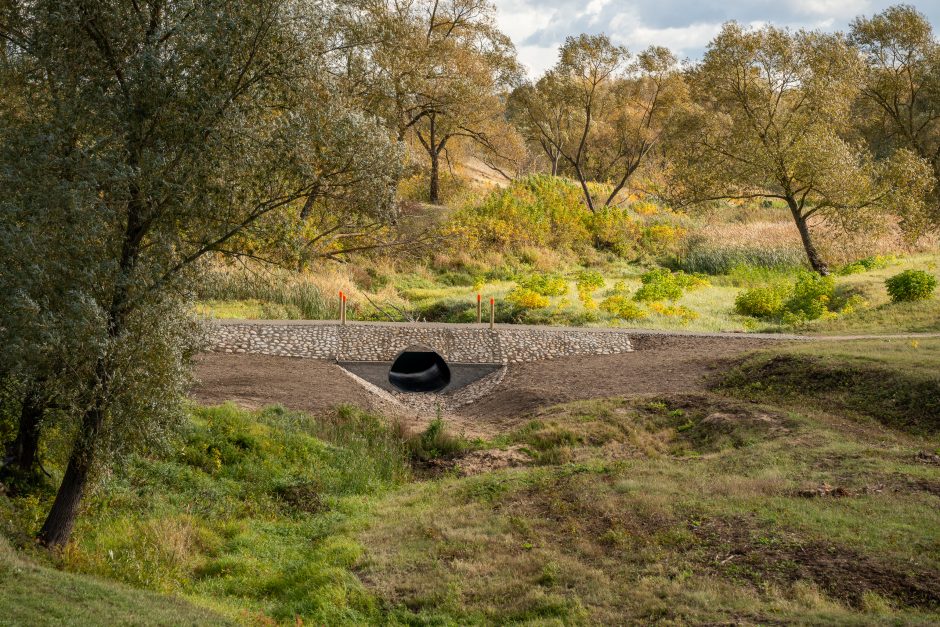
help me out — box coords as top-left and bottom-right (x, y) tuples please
(489, 297), (495, 330)
(339, 291), (344, 324)
(476, 293), (482, 323)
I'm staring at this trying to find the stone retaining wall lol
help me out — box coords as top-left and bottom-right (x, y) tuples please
(208, 321), (633, 363)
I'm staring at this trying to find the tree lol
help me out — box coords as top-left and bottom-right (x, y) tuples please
(354, 0), (520, 204)
(510, 36), (685, 211)
(851, 4), (940, 237)
(670, 23), (932, 274)
(0, 0), (401, 547)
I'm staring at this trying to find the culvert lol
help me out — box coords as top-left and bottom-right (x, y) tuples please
(388, 346), (452, 393)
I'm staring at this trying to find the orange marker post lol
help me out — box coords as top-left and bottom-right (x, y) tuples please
(476, 293), (482, 323)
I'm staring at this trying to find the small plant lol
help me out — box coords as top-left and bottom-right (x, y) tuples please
(885, 270), (937, 303)
(734, 285), (788, 318)
(575, 269), (605, 309)
(507, 287), (550, 309)
(406, 418), (469, 462)
(600, 295), (647, 320)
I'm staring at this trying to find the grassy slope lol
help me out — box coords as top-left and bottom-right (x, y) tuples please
(0, 537), (230, 626)
(3, 341), (939, 624)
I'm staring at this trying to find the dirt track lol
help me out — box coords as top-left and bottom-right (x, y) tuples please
(192, 334), (787, 437)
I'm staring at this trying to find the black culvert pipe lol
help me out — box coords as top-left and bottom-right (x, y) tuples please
(388, 347), (451, 393)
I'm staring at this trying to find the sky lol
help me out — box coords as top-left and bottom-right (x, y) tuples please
(492, 0), (940, 77)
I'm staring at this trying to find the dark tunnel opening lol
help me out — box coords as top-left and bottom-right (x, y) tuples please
(388, 347), (451, 393)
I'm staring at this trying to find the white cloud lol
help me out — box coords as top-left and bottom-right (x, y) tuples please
(492, 0), (940, 78)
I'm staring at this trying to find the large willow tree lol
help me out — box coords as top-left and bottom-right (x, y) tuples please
(671, 23), (932, 274)
(0, 0), (400, 546)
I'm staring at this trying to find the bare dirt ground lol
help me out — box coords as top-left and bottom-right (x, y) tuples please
(192, 335), (787, 438)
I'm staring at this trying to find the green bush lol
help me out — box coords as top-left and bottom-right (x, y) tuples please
(575, 270), (605, 292)
(600, 295), (647, 320)
(632, 268), (704, 302)
(518, 273), (568, 296)
(734, 285), (789, 318)
(783, 272), (835, 321)
(885, 270), (937, 303)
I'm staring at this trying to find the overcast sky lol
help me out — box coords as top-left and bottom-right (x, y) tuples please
(492, 0), (940, 77)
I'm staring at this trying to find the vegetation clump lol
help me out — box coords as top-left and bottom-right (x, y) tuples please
(885, 270), (937, 303)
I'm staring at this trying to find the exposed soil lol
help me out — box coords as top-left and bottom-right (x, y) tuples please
(192, 335), (786, 438)
(191, 353), (387, 416)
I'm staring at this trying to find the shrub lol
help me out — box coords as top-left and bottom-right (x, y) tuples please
(885, 270), (937, 303)
(783, 272), (835, 321)
(518, 273), (568, 296)
(589, 206), (639, 256)
(734, 285), (789, 318)
(836, 255), (894, 276)
(639, 223), (686, 256)
(633, 269), (684, 302)
(649, 303), (699, 324)
(575, 270), (605, 292)
(507, 287), (550, 309)
(600, 295), (647, 320)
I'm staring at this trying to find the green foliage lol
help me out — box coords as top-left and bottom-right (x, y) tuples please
(632, 268), (706, 302)
(600, 295), (647, 320)
(199, 268), (335, 319)
(734, 285), (789, 318)
(449, 175), (591, 252)
(48, 404), (409, 622)
(633, 269), (684, 302)
(885, 270), (937, 303)
(837, 255), (893, 276)
(405, 419), (471, 463)
(518, 273), (568, 296)
(783, 272), (836, 322)
(575, 270), (605, 292)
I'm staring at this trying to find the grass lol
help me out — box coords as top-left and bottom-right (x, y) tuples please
(361, 393), (940, 624)
(4, 340), (939, 624)
(715, 338), (940, 436)
(0, 536), (230, 626)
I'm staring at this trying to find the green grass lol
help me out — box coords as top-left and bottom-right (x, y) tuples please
(716, 338), (940, 436)
(0, 536), (230, 626)
(2, 403), (412, 624)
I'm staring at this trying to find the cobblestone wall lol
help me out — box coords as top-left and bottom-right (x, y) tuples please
(208, 321), (633, 363)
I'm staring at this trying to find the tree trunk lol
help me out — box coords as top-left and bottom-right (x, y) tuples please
(786, 198), (829, 275)
(574, 164), (595, 213)
(1, 384), (45, 485)
(4, 385), (44, 472)
(37, 400), (104, 547)
(429, 150), (440, 205)
(550, 154), (559, 177)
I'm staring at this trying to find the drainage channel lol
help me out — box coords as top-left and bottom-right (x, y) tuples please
(338, 347), (502, 395)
